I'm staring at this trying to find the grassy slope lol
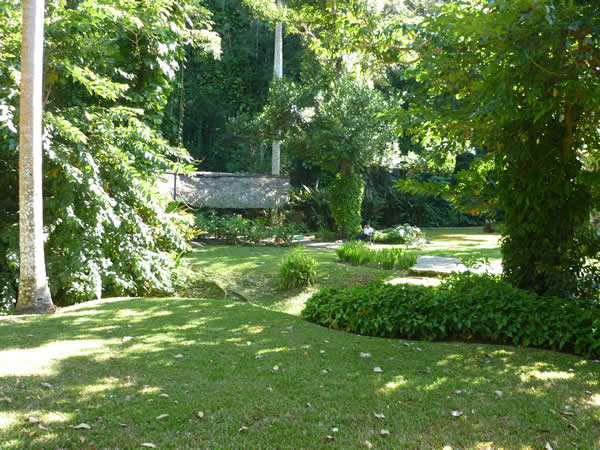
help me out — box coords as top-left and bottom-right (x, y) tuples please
(1, 229), (599, 448)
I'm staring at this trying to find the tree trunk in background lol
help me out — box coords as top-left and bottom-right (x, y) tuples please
(271, 0), (283, 176)
(16, 0), (56, 314)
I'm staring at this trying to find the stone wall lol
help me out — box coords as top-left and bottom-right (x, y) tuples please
(158, 171), (290, 209)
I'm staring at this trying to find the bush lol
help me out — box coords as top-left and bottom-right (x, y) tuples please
(280, 246), (317, 289)
(373, 224), (425, 246)
(194, 212), (305, 246)
(335, 241), (417, 270)
(301, 272), (600, 358)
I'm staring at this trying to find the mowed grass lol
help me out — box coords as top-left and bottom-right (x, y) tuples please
(1, 229), (599, 448)
(417, 227), (503, 263)
(1, 297), (599, 448)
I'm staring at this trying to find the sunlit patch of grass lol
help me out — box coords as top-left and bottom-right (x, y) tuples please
(2, 297), (597, 448)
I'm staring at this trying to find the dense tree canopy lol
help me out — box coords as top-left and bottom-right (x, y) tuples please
(0, 0), (220, 308)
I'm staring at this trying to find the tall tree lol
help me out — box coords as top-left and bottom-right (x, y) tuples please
(271, 0), (283, 175)
(16, 0), (55, 314)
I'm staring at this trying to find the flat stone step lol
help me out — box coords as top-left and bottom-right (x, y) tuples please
(408, 255), (502, 277)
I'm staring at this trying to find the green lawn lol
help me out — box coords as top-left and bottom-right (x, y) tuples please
(1, 229), (599, 448)
(417, 226), (502, 263)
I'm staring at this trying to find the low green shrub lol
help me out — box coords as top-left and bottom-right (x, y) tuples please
(280, 246), (317, 289)
(373, 224), (425, 246)
(301, 272), (600, 358)
(336, 241), (417, 270)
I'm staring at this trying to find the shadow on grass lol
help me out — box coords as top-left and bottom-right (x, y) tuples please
(0, 296), (598, 448)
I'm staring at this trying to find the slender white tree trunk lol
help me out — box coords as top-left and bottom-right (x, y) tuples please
(16, 0), (55, 314)
(271, 1), (283, 176)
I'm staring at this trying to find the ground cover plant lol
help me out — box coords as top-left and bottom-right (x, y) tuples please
(336, 241), (417, 270)
(1, 295), (599, 449)
(302, 273), (600, 358)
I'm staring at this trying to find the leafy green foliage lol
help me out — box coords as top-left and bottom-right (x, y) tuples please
(302, 273), (600, 358)
(329, 172), (364, 237)
(395, 0), (600, 296)
(195, 211), (305, 245)
(335, 241), (417, 270)
(0, 0), (219, 306)
(280, 246), (317, 289)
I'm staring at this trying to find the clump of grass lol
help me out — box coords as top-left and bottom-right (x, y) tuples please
(336, 241), (417, 270)
(280, 246), (317, 289)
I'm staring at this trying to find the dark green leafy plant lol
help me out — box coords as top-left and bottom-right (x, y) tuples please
(302, 273), (600, 358)
(280, 246), (317, 289)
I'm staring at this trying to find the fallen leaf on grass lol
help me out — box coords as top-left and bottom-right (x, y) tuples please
(141, 443), (156, 448)
(156, 414), (169, 420)
(567, 423), (579, 431)
(174, 354), (184, 359)
(363, 440), (373, 448)
(373, 412), (385, 420)
(326, 435), (335, 441)
(560, 411), (575, 417)
(120, 423), (127, 428)
(38, 423), (48, 431)
(0, 393), (12, 403)
(455, 390), (465, 394)
(71, 423), (91, 430)
(380, 429), (390, 436)
(122, 336), (133, 343)
(239, 425), (248, 432)
(360, 352), (371, 358)
(25, 417), (41, 424)
(545, 442), (553, 450)
(451, 410), (464, 417)
(373, 367), (383, 373)
(40, 382), (53, 389)
(494, 391), (503, 398)
(272, 365), (279, 371)
(159, 393), (169, 398)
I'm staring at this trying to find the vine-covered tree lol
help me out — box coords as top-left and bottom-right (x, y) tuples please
(397, 0), (600, 296)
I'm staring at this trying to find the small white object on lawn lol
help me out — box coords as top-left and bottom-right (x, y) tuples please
(373, 367), (383, 373)
(360, 352), (371, 358)
(373, 412), (385, 420)
(141, 444), (157, 448)
(451, 410), (464, 417)
(71, 423), (92, 429)
(174, 354), (184, 359)
(197, 411), (204, 419)
(40, 382), (52, 389)
(155, 414), (169, 420)
(495, 390), (503, 398)
(380, 429), (390, 436)
(272, 365), (279, 371)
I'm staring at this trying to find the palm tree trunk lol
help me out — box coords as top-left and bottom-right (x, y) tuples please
(16, 0), (55, 314)
(271, 1), (283, 176)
